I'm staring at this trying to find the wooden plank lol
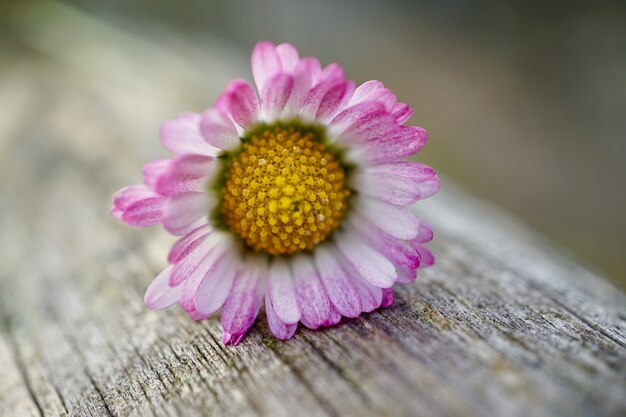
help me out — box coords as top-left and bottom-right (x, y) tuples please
(1, 8), (625, 417)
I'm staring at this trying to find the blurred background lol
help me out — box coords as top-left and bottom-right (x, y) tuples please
(1, 0), (624, 288)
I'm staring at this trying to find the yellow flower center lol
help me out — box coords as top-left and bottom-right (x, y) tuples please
(220, 125), (350, 256)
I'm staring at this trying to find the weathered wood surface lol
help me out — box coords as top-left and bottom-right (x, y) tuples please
(1, 8), (626, 417)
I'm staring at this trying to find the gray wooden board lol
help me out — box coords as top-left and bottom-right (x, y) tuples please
(1, 20), (625, 417)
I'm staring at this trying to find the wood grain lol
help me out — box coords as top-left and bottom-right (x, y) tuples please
(1, 7), (625, 417)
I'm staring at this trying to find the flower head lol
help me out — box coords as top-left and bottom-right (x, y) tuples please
(112, 41), (440, 344)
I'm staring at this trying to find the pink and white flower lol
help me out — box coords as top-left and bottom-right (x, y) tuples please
(112, 41), (440, 345)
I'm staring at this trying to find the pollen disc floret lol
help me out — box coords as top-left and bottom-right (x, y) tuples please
(220, 125), (350, 256)
(112, 40), (440, 346)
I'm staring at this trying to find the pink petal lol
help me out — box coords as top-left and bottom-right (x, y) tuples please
(414, 219), (434, 243)
(340, 110), (397, 144)
(348, 271), (383, 313)
(335, 232), (397, 288)
(415, 175), (441, 200)
(314, 245), (361, 318)
(276, 43), (300, 71)
(193, 252), (239, 316)
(328, 101), (387, 138)
(142, 160), (170, 191)
(199, 108), (240, 151)
(362, 88), (397, 111)
(350, 80), (384, 105)
(112, 184), (160, 223)
(322, 305), (342, 327)
(292, 255), (331, 329)
(160, 113), (219, 156)
(155, 155), (213, 197)
(221, 259), (264, 341)
(364, 162), (436, 180)
(265, 294), (298, 340)
(283, 57), (320, 117)
(299, 63), (345, 120)
(300, 78), (343, 121)
(396, 266), (418, 284)
(268, 257), (301, 324)
(320, 63), (344, 83)
(350, 217), (421, 270)
(222, 331), (247, 346)
(356, 197), (421, 240)
(144, 266), (180, 310)
(223, 80), (259, 129)
(315, 81), (354, 122)
(358, 126), (428, 164)
(415, 244), (435, 267)
(178, 236), (236, 312)
(251, 41), (282, 93)
(391, 102), (413, 124)
(167, 225), (211, 264)
(260, 73), (294, 121)
(381, 288), (395, 307)
(354, 172), (439, 206)
(162, 191), (212, 236)
(352, 171), (421, 206)
(120, 194), (166, 227)
(189, 310), (211, 321)
(170, 232), (221, 286)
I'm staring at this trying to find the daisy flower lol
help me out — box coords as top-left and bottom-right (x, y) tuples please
(112, 41), (440, 345)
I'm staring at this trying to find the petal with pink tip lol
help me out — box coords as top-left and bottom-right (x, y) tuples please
(112, 184), (159, 222)
(328, 101), (387, 139)
(260, 73), (294, 121)
(142, 160), (170, 191)
(162, 192), (212, 236)
(335, 232), (397, 288)
(348, 272), (383, 313)
(276, 43), (300, 71)
(414, 220), (434, 243)
(221, 260), (264, 339)
(199, 108), (240, 151)
(356, 197), (421, 240)
(292, 255), (331, 330)
(381, 288), (395, 307)
(396, 266), (418, 284)
(189, 310), (211, 321)
(299, 78), (343, 121)
(349, 216), (421, 269)
(265, 294), (298, 340)
(144, 266), (180, 310)
(358, 126), (428, 164)
(352, 171), (422, 206)
(167, 225), (211, 264)
(283, 57), (320, 117)
(350, 80), (384, 105)
(391, 102), (413, 124)
(170, 232), (221, 286)
(316, 81), (355, 122)
(155, 155), (214, 197)
(179, 236), (235, 312)
(353, 170), (440, 206)
(322, 305), (342, 327)
(340, 110), (397, 144)
(120, 194), (166, 227)
(314, 245), (361, 318)
(364, 162), (435, 180)
(160, 113), (219, 156)
(251, 41), (282, 93)
(193, 252), (239, 316)
(415, 244), (435, 267)
(223, 80), (259, 129)
(268, 257), (301, 324)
